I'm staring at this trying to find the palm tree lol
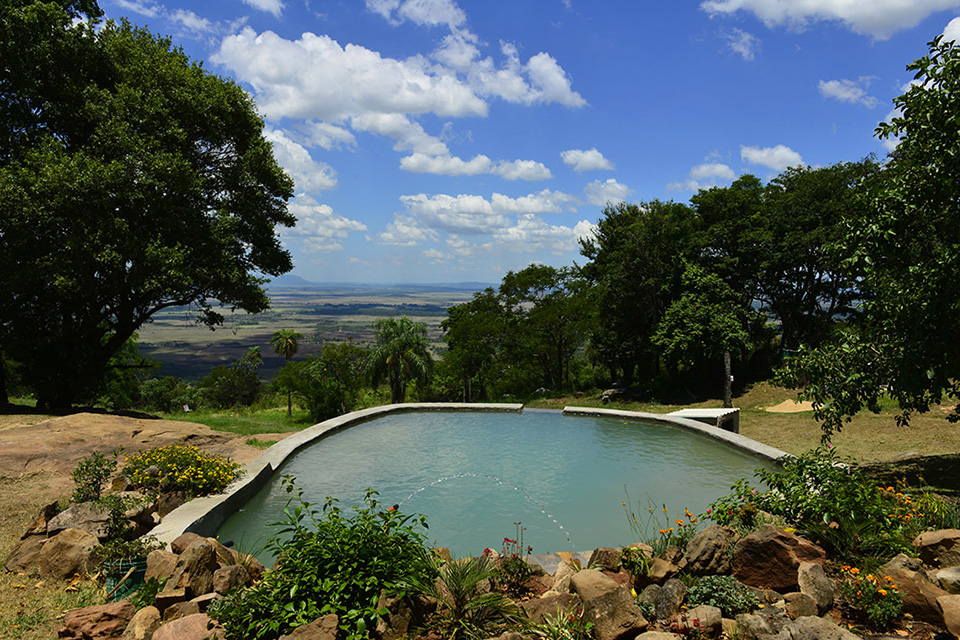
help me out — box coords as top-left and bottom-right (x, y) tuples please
(270, 329), (303, 416)
(366, 316), (432, 404)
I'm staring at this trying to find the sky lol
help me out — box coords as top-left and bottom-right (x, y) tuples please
(102, 0), (960, 284)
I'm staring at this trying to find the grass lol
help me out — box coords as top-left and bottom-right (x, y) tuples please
(159, 406), (313, 435)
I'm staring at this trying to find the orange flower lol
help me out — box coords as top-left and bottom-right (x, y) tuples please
(878, 589), (888, 596)
(850, 568), (860, 575)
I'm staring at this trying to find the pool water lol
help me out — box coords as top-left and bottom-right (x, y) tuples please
(217, 410), (774, 558)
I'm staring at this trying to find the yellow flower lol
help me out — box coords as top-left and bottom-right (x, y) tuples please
(878, 589), (888, 596)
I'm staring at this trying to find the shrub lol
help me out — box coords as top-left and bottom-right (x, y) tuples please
(494, 523), (535, 594)
(123, 445), (242, 497)
(527, 606), (592, 640)
(207, 480), (433, 640)
(839, 566), (903, 630)
(686, 575), (758, 617)
(71, 450), (118, 503)
(623, 495), (700, 555)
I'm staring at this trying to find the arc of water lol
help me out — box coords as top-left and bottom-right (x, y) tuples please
(397, 472), (575, 549)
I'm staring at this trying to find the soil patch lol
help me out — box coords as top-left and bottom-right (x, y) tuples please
(765, 399), (815, 413)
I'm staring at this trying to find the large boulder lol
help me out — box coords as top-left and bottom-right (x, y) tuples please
(914, 529), (960, 568)
(213, 564), (251, 594)
(521, 592), (581, 623)
(732, 525), (825, 592)
(582, 586), (648, 640)
(163, 538), (218, 598)
(884, 566), (949, 625)
(145, 549), (179, 582)
(375, 591), (435, 640)
(36, 528), (99, 579)
(170, 532), (203, 554)
(782, 592), (817, 618)
(4, 535), (46, 572)
(551, 560), (577, 594)
(936, 566), (960, 594)
(570, 569), (619, 601)
(58, 601), (136, 640)
(734, 608), (790, 640)
(47, 503), (112, 540)
(938, 594), (960, 638)
(152, 613), (225, 640)
(683, 605), (721, 636)
(765, 615), (861, 640)
(654, 578), (686, 622)
(589, 547), (622, 572)
(683, 525), (736, 576)
(796, 562), (835, 615)
(281, 614), (339, 640)
(122, 605), (161, 640)
(23, 501), (61, 538)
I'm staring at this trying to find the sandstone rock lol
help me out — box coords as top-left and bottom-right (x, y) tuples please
(683, 525), (736, 576)
(145, 549), (179, 582)
(47, 502), (112, 540)
(914, 529), (960, 568)
(783, 592), (817, 618)
(239, 554), (265, 582)
(281, 614), (339, 640)
(732, 525), (825, 592)
(654, 578), (686, 622)
(721, 618), (737, 638)
(213, 564), (251, 594)
(589, 547), (622, 572)
(170, 532), (202, 554)
(884, 567), (949, 625)
(521, 593), (581, 623)
(552, 560), (576, 594)
(205, 537), (238, 567)
(637, 584), (659, 606)
(938, 594), (960, 638)
(766, 615), (860, 640)
(937, 566), (960, 594)
(122, 605), (161, 640)
(797, 562), (835, 614)
(164, 538), (218, 597)
(152, 613), (224, 640)
(570, 569), (619, 601)
(156, 492), (187, 518)
(189, 592), (221, 612)
(433, 547), (453, 563)
(881, 553), (922, 573)
(4, 535), (46, 572)
(163, 600), (200, 622)
(735, 608), (791, 640)
(375, 591), (435, 640)
(111, 476), (135, 492)
(582, 586), (648, 640)
(153, 587), (188, 613)
(635, 633), (674, 640)
(645, 558), (679, 585)
(685, 605), (721, 636)
(59, 601), (136, 640)
(37, 528), (99, 579)
(658, 545), (684, 566)
(23, 501), (61, 538)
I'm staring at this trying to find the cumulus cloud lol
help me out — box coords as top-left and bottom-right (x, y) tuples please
(352, 113), (450, 156)
(560, 148), (615, 172)
(945, 16), (960, 41)
(819, 78), (879, 108)
(168, 9), (213, 33)
(366, 0), (467, 29)
(491, 215), (595, 253)
(242, 0), (284, 18)
(400, 153), (493, 176)
(285, 195), (366, 251)
(721, 28), (761, 60)
(264, 128), (338, 192)
(700, 0), (960, 39)
(393, 190), (577, 234)
(299, 121), (357, 150)
(370, 215), (440, 245)
(584, 179), (634, 206)
(491, 159), (553, 180)
(740, 144), (803, 171)
(114, 0), (161, 17)
(667, 162), (736, 192)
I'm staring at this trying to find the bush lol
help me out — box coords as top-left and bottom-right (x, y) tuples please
(839, 566), (903, 630)
(139, 376), (200, 413)
(71, 450), (118, 503)
(123, 445), (242, 497)
(686, 575), (759, 617)
(208, 480), (433, 640)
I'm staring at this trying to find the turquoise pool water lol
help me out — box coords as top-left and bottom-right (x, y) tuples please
(217, 410), (775, 558)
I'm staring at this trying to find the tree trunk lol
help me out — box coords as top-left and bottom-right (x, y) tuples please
(723, 351), (733, 408)
(0, 351), (8, 406)
(287, 389), (292, 418)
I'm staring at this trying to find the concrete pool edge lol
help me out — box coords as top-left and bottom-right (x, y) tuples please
(562, 406), (790, 463)
(149, 402), (524, 547)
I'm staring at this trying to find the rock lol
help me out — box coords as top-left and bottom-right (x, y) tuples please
(433, 547), (453, 563)
(721, 618), (737, 638)
(145, 549), (179, 582)
(797, 562), (835, 614)
(658, 545), (684, 566)
(938, 594), (960, 638)
(646, 558), (680, 585)
(914, 529), (960, 568)
(59, 601), (136, 640)
(164, 538), (218, 597)
(635, 634), (674, 640)
(240, 554), (265, 582)
(552, 560), (577, 594)
(4, 535), (46, 572)
(766, 615), (861, 640)
(375, 591), (435, 640)
(156, 492), (187, 518)
(734, 609), (790, 640)
(152, 613), (224, 640)
(685, 605), (722, 636)
(47, 502), (112, 540)
(521, 593), (581, 623)
(570, 569), (619, 601)
(111, 476), (135, 492)
(213, 564), (251, 594)
(23, 501), (61, 538)
(732, 525), (825, 592)
(205, 537), (238, 567)
(637, 584), (659, 606)
(162, 600), (200, 622)
(189, 593), (221, 612)
(153, 587), (188, 613)
(170, 532), (202, 554)
(37, 528), (99, 579)
(589, 547), (622, 572)
(884, 567), (950, 625)
(937, 566), (960, 594)
(880, 553), (922, 573)
(122, 605), (161, 640)
(281, 614), (339, 640)
(654, 578), (686, 622)
(683, 524), (736, 576)
(783, 592), (817, 618)
(582, 586), (648, 640)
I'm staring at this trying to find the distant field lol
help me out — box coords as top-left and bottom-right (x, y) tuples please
(137, 283), (481, 380)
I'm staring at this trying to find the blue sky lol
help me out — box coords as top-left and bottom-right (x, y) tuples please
(104, 0), (960, 283)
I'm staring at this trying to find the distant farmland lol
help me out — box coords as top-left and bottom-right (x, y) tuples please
(136, 282), (483, 380)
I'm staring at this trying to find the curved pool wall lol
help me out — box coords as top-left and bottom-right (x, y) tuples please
(150, 404), (789, 551)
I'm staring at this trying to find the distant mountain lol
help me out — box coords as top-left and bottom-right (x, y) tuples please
(267, 274), (315, 287)
(266, 276), (495, 293)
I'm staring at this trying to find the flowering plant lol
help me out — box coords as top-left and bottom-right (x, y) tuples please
(123, 445), (242, 497)
(494, 522), (535, 594)
(839, 565), (903, 630)
(528, 606), (592, 640)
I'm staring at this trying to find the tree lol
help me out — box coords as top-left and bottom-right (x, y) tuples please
(780, 37), (960, 437)
(366, 317), (433, 404)
(441, 288), (506, 402)
(270, 329), (303, 416)
(0, 2), (295, 408)
(200, 347), (263, 409)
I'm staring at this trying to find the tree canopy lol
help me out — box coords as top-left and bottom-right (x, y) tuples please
(366, 316), (433, 404)
(0, 1), (295, 407)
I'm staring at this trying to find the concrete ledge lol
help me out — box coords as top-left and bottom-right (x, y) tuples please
(667, 407), (740, 433)
(151, 403), (523, 547)
(561, 406), (789, 464)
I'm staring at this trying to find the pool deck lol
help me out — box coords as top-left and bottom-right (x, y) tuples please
(151, 403), (789, 552)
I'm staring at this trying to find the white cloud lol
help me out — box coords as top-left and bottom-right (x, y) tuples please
(560, 148), (615, 172)
(584, 179), (634, 206)
(242, 0), (284, 18)
(525, 52), (588, 107)
(819, 78), (879, 108)
(114, 0), (161, 17)
(491, 215), (594, 253)
(400, 153), (493, 176)
(300, 121), (357, 150)
(492, 159), (553, 181)
(423, 248), (452, 262)
(396, 190), (576, 234)
(168, 9), (214, 33)
(264, 128), (338, 192)
(285, 195), (366, 251)
(366, 0), (467, 29)
(351, 113), (450, 156)
(721, 28), (761, 60)
(700, 0), (960, 39)
(740, 144), (803, 171)
(371, 215), (441, 245)
(667, 162), (736, 192)
(945, 16), (960, 41)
